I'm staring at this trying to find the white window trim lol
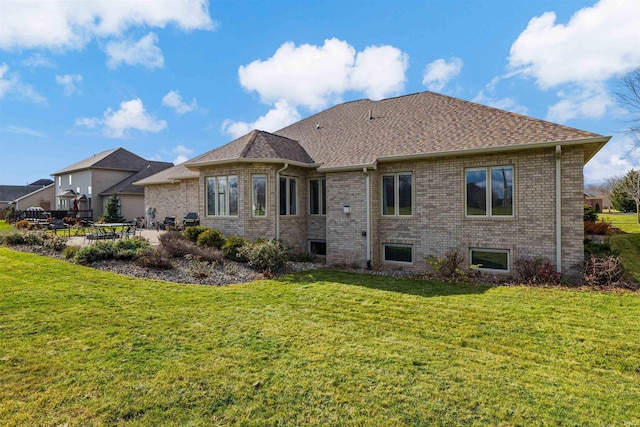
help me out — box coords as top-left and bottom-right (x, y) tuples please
(280, 176), (298, 216)
(206, 175), (239, 218)
(252, 174), (268, 218)
(381, 172), (413, 217)
(464, 165), (514, 218)
(308, 177), (326, 216)
(382, 243), (414, 264)
(58, 176), (61, 187)
(470, 248), (510, 273)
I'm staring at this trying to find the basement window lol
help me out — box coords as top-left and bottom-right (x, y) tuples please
(383, 244), (413, 264)
(470, 248), (510, 272)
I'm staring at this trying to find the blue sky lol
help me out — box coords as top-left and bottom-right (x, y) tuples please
(1, 0), (639, 185)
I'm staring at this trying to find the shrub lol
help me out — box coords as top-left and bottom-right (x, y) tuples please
(15, 220), (31, 230)
(42, 234), (68, 252)
(75, 239), (149, 264)
(425, 249), (477, 282)
(160, 231), (195, 258)
(75, 244), (111, 264)
(63, 245), (80, 260)
(24, 231), (46, 246)
(513, 257), (561, 285)
(584, 255), (625, 287)
(584, 241), (617, 256)
(197, 228), (226, 249)
(0, 230), (26, 245)
(584, 205), (599, 222)
(185, 254), (218, 278)
(237, 239), (289, 274)
(183, 226), (209, 243)
(133, 248), (173, 270)
(584, 220), (617, 236)
(223, 235), (249, 262)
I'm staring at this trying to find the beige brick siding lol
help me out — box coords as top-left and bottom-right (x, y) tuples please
(144, 179), (199, 223)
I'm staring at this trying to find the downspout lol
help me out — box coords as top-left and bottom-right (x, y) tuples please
(276, 163), (289, 240)
(363, 167), (371, 270)
(555, 145), (562, 274)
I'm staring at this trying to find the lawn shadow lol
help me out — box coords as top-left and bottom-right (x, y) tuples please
(277, 269), (492, 298)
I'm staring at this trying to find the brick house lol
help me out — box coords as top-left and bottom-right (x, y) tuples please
(52, 148), (172, 221)
(136, 92), (610, 279)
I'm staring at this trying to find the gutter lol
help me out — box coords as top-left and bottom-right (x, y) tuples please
(556, 145), (562, 274)
(275, 163), (289, 240)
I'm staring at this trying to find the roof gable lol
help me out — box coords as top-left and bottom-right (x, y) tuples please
(52, 147), (149, 175)
(100, 161), (174, 195)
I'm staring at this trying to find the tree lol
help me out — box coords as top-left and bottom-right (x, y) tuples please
(615, 67), (640, 144)
(100, 194), (125, 223)
(611, 169), (640, 222)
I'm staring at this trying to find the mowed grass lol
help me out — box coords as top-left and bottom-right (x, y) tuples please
(1, 248), (640, 425)
(600, 214), (640, 283)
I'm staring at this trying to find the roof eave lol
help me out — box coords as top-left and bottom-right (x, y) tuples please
(133, 176), (198, 186)
(185, 158), (321, 170)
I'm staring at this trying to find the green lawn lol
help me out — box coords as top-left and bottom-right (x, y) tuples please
(599, 214), (640, 283)
(0, 220), (11, 232)
(1, 248), (639, 425)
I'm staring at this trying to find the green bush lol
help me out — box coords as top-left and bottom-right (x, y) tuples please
(75, 239), (150, 264)
(183, 226), (209, 243)
(24, 231), (47, 246)
(223, 235), (249, 262)
(133, 248), (173, 270)
(0, 230), (26, 246)
(237, 239), (289, 274)
(197, 228), (226, 249)
(42, 234), (68, 252)
(63, 245), (80, 260)
(584, 205), (598, 222)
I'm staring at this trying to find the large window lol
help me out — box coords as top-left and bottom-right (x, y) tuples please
(465, 166), (513, 217)
(279, 176), (297, 216)
(383, 244), (413, 263)
(206, 175), (238, 217)
(309, 177), (326, 215)
(382, 173), (412, 216)
(252, 175), (267, 217)
(470, 248), (510, 272)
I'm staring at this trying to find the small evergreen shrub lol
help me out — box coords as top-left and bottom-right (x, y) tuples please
(584, 241), (617, 256)
(183, 226), (209, 243)
(513, 257), (561, 285)
(237, 239), (289, 274)
(197, 228), (226, 249)
(223, 235), (249, 262)
(133, 248), (173, 270)
(75, 239), (150, 264)
(584, 205), (599, 222)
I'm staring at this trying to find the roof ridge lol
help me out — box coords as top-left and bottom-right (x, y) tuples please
(239, 130), (259, 158)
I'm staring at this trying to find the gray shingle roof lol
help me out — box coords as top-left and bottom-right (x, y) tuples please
(100, 161), (173, 195)
(275, 91), (607, 170)
(133, 162), (200, 186)
(185, 130), (316, 168)
(52, 147), (150, 175)
(0, 185), (49, 202)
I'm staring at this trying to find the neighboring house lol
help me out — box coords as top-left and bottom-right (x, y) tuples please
(13, 183), (55, 211)
(52, 148), (172, 221)
(584, 193), (604, 212)
(0, 179), (54, 210)
(138, 92), (610, 279)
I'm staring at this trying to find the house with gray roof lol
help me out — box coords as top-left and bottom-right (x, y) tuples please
(52, 148), (172, 221)
(137, 91), (610, 279)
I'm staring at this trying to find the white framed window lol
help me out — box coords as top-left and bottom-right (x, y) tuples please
(68, 174), (72, 185)
(382, 173), (412, 216)
(88, 185), (92, 195)
(470, 248), (510, 272)
(279, 176), (297, 216)
(206, 175), (238, 217)
(383, 243), (413, 264)
(309, 177), (326, 215)
(309, 240), (326, 256)
(465, 166), (514, 217)
(58, 176), (61, 187)
(252, 175), (267, 217)
(76, 187), (80, 194)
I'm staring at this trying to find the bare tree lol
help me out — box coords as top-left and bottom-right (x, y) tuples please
(615, 68), (640, 144)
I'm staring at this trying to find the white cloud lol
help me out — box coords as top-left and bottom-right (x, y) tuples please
(222, 99), (301, 139)
(21, 53), (55, 68)
(422, 57), (463, 92)
(162, 90), (198, 114)
(2, 125), (46, 138)
(74, 98), (167, 138)
(509, 0), (640, 89)
(0, 63), (47, 104)
(172, 144), (194, 164)
(473, 76), (529, 115)
(349, 45), (409, 100)
(105, 33), (164, 69)
(237, 38), (409, 111)
(0, 0), (214, 51)
(55, 73), (82, 96)
(545, 82), (614, 122)
(584, 135), (640, 184)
